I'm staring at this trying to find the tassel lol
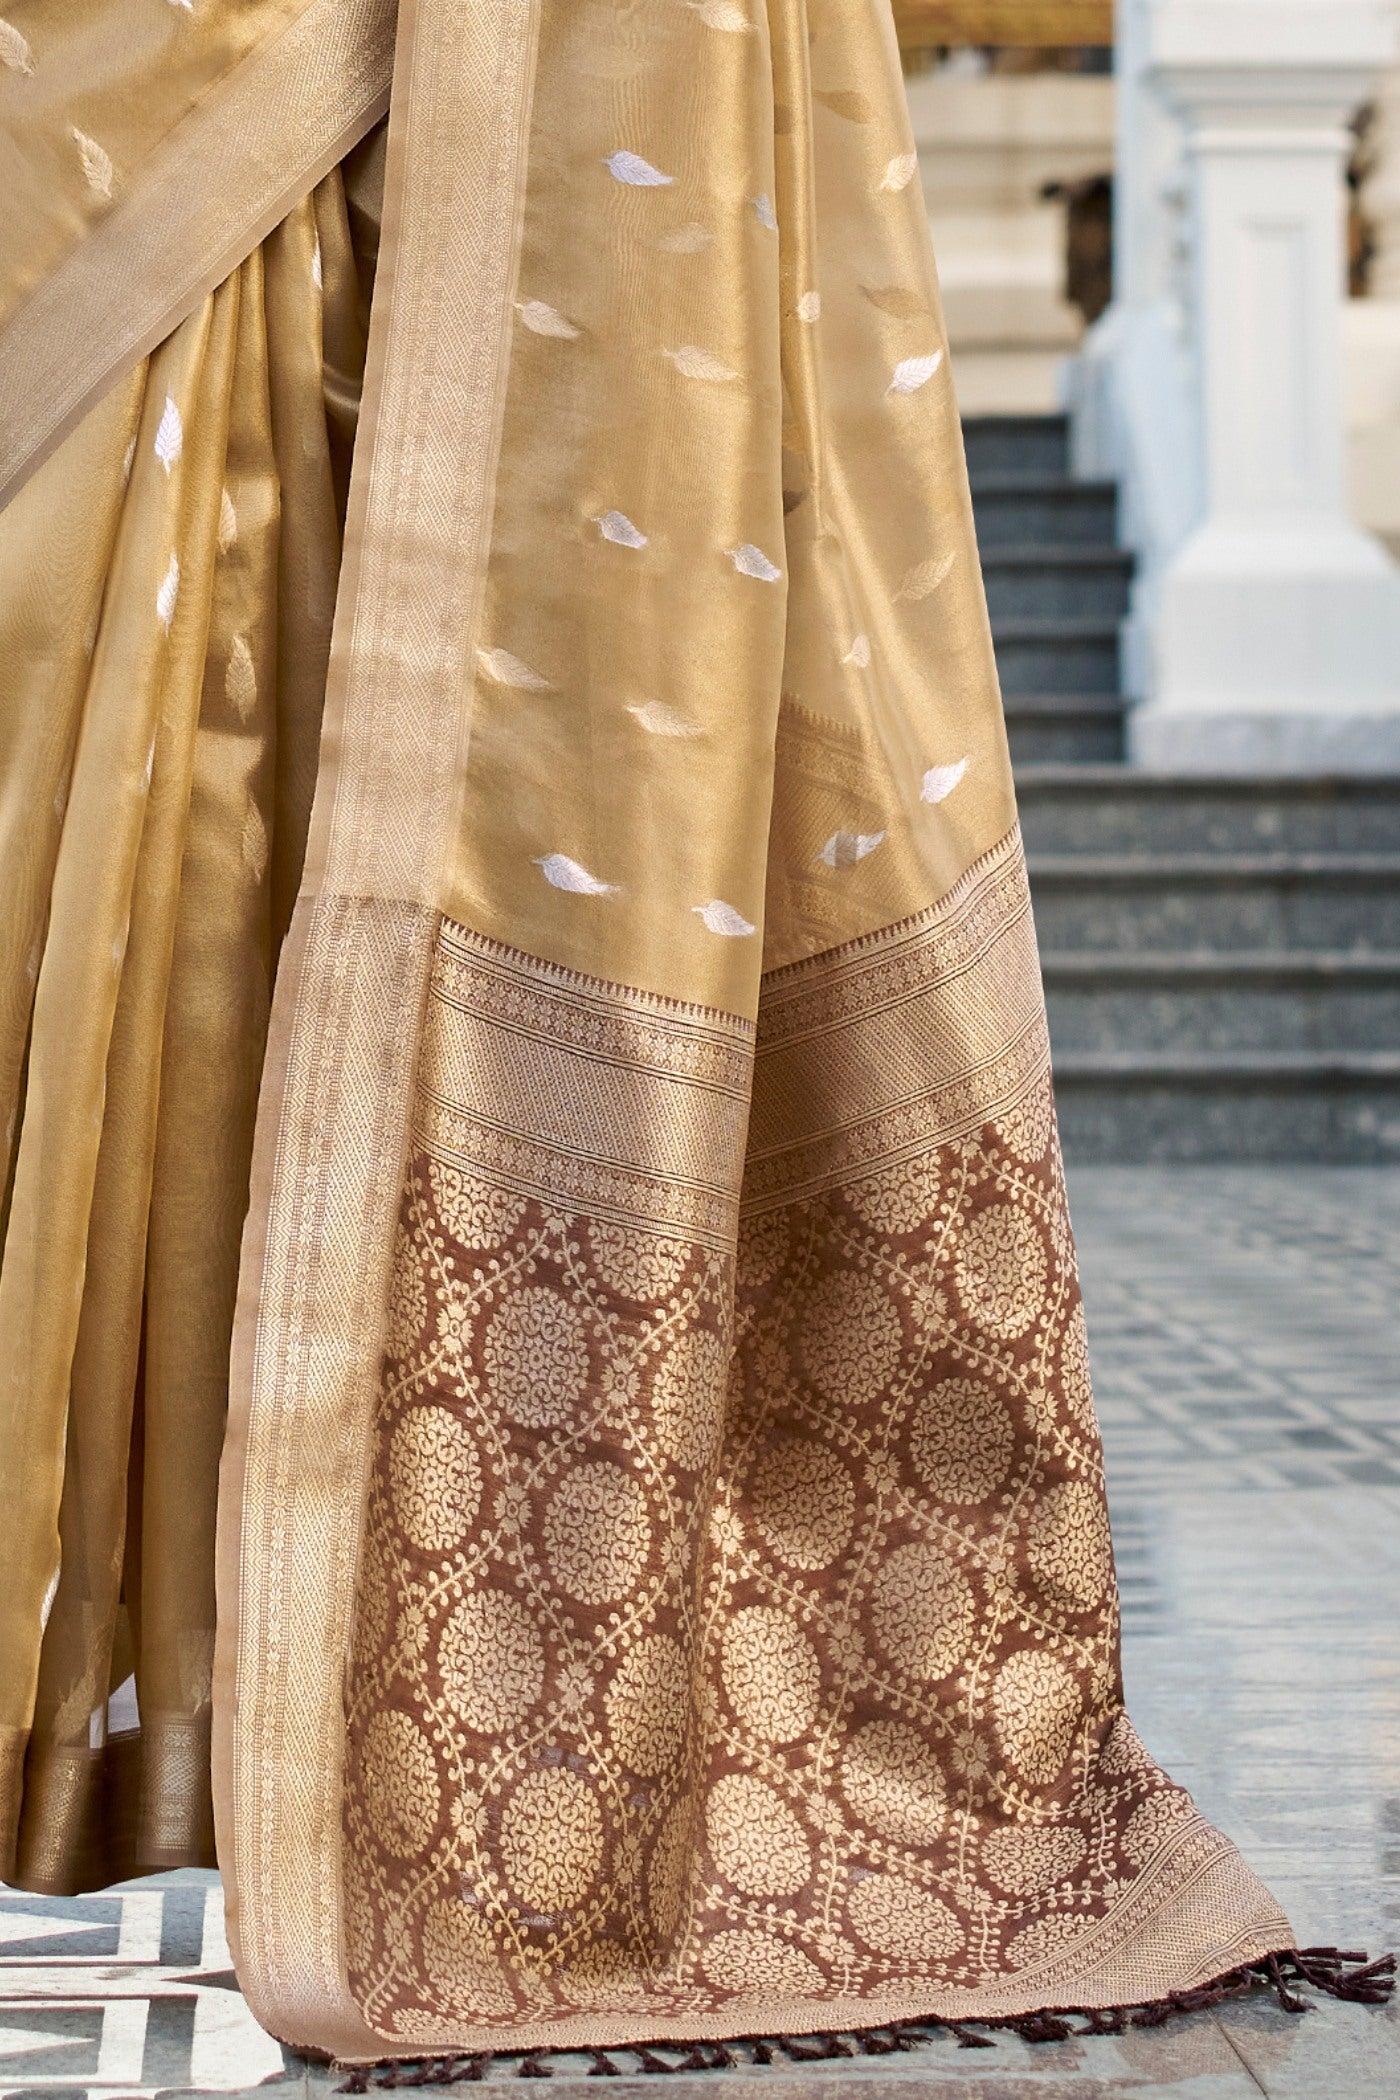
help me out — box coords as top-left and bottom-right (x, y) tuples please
(780, 2032), (850, 2061)
(1010, 2011), (1073, 2044)
(1263, 1955), (1310, 2017)
(633, 2046), (679, 2074)
(1290, 1947), (1397, 2006)
(1076, 2005), (1127, 2035)
(333, 1941), (1393, 2091)
(945, 2021), (996, 2049)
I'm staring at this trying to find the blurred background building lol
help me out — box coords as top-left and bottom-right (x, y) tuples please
(894, 1), (1400, 1165)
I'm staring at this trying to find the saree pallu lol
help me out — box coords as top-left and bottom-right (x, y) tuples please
(0, 0), (1292, 2060)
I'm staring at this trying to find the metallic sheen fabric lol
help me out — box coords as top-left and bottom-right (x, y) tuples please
(0, 0), (1293, 2060)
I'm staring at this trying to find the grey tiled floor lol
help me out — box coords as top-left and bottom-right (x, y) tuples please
(1, 1169), (1396, 2098)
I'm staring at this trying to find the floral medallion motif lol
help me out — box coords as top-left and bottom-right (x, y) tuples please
(388, 1404), (483, 1554)
(340, 919), (1283, 2041)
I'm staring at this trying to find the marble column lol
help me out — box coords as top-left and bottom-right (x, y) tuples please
(1134, 0), (1400, 773)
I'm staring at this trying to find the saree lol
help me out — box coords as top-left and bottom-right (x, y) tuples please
(0, 0), (1301, 2063)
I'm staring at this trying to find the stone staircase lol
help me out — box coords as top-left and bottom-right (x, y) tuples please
(965, 412), (1400, 1162)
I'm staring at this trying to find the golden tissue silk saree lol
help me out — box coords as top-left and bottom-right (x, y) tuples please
(0, 0), (1300, 2064)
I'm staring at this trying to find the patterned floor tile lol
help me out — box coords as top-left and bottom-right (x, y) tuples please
(0, 1875), (290, 2097)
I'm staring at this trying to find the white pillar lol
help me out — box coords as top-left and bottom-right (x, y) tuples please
(1068, 0), (1199, 703)
(1132, 0), (1400, 774)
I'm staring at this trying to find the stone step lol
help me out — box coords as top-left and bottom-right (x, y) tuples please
(962, 412), (1070, 478)
(992, 617), (1121, 694)
(983, 545), (1134, 622)
(1004, 695), (1126, 766)
(1051, 1054), (1400, 1164)
(1017, 767), (1400, 853)
(1043, 949), (1400, 1054)
(968, 473), (1118, 547)
(1027, 853), (1400, 952)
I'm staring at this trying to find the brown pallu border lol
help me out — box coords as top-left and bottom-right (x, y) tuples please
(0, 0), (394, 514)
(320, 856), (1291, 2059)
(214, 0), (545, 2058)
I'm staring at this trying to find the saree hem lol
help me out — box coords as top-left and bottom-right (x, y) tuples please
(275, 1828), (1293, 2056)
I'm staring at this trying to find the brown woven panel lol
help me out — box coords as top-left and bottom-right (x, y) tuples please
(335, 884), (1286, 2049)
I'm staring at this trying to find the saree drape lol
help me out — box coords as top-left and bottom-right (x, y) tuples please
(0, 149), (379, 1889)
(0, 0), (1293, 2061)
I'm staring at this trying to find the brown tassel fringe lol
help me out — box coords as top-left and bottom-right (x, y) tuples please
(334, 1945), (1394, 2086)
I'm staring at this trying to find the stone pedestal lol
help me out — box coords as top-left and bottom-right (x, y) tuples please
(1132, 0), (1400, 774)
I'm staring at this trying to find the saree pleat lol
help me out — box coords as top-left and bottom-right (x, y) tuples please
(0, 174), (367, 1890)
(19, 276), (242, 1891)
(0, 0), (1297, 2056)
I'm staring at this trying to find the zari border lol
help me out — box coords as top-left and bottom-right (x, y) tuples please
(329, 1832), (1289, 2056)
(744, 827), (1051, 1214)
(419, 923), (755, 1253)
(0, 0), (395, 514)
(214, 0), (545, 2058)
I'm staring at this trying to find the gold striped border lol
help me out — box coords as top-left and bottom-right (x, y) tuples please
(215, 0), (546, 2060)
(324, 1825), (1288, 2058)
(416, 918), (754, 1254)
(744, 828), (1051, 1212)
